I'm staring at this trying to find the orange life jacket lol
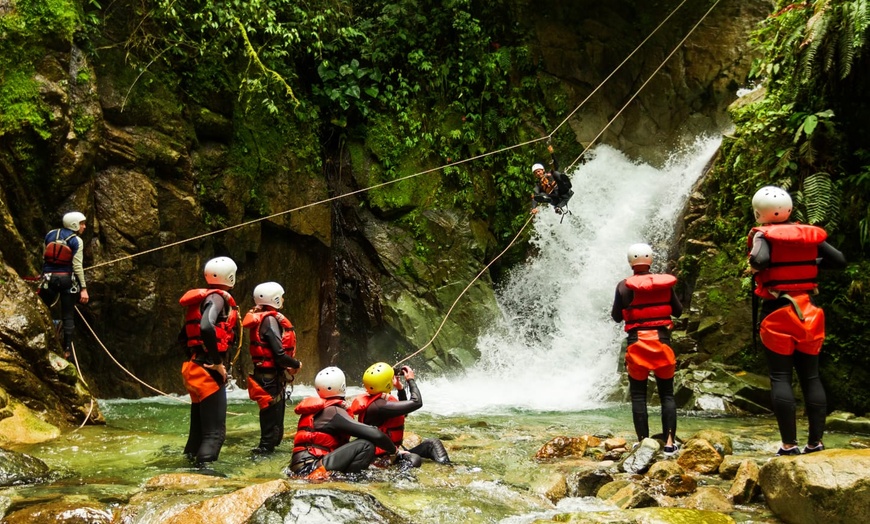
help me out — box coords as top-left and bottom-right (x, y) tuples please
(242, 309), (296, 369)
(748, 224), (827, 300)
(622, 273), (677, 331)
(348, 393), (405, 456)
(178, 289), (238, 355)
(292, 397), (349, 456)
(43, 229), (77, 266)
(541, 175), (557, 194)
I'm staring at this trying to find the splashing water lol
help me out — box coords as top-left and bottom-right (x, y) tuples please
(423, 137), (722, 415)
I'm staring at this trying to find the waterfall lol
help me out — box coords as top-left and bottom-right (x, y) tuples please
(423, 137), (722, 415)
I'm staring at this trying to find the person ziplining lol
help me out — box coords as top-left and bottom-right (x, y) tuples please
(530, 144), (574, 218)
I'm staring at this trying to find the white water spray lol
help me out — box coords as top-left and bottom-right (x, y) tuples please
(423, 137), (722, 415)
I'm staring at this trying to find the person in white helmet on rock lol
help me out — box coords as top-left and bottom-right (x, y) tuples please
(748, 186), (845, 456)
(530, 144), (573, 215)
(178, 256), (240, 466)
(611, 243), (683, 457)
(40, 211), (89, 359)
(242, 281), (302, 454)
(288, 366), (398, 480)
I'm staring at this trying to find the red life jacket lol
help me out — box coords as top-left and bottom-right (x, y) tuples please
(292, 397), (349, 456)
(748, 224), (827, 300)
(241, 309), (296, 369)
(622, 273), (677, 332)
(178, 289), (239, 354)
(43, 229), (77, 266)
(348, 393), (405, 456)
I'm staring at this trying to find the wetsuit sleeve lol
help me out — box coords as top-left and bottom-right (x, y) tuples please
(199, 293), (225, 363)
(372, 380), (423, 418)
(818, 241), (846, 270)
(551, 153), (561, 172)
(328, 407), (397, 454)
(555, 170), (572, 190)
(748, 232), (771, 270)
(611, 281), (627, 322)
(71, 236), (86, 288)
(260, 316), (301, 369)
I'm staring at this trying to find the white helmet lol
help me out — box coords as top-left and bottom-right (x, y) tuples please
(253, 281), (284, 309)
(203, 257), (237, 288)
(314, 366), (346, 399)
(531, 163), (545, 173)
(752, 186), (792, 224)
(62, 211), (86, 230)
(627, 243), (653, 267)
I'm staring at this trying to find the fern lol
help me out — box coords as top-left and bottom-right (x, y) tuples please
(802, 172), (840, 227)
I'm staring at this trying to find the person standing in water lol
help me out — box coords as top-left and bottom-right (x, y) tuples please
(242, 281), (302, 454)
(611, 243), (682, 456)
(178, 257), (239, 466)
(748, 186), (845, 456)
(348, 362), (451, 467)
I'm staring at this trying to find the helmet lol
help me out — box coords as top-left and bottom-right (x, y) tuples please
(363, 362), (394, 395)
(531, 163), (545, 173)
(62, 211), (86, 230)
(314, 366), (346, 399)
(253, 281), (284, 309)
(627, 243), (653, 267)
(203, 257), (237, 288)
(752, 186), (792, 224)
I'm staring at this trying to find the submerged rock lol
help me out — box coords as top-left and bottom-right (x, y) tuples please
(0, 448), (51, 487)
(249, 487), (407, 524)
(545, 507), (735, 523)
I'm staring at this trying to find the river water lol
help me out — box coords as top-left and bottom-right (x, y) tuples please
(9, 138), (848, 523)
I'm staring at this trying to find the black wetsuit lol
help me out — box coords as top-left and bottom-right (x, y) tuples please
(184, 293), (232, 464)
(749, 231), (845, 446)
(611, 272), (683, 442)
(361, 379), (451, 466)
(40, 228), (85, 354)
(290, 403), (397, 475)
(252, 315), (301, 453)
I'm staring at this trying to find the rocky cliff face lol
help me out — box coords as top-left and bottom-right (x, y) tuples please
(0, 0), (771, 442)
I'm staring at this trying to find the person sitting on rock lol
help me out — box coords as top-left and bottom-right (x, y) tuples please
(288, 366), (399, 480)
(348, 363), (451, 468)
(611, 243), (683, 456)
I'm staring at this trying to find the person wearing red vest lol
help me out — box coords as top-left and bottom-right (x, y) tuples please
(611, 243), (683, 456)
(288, 366), (397, 480)
(39, 211), (90, 359)
(748, 186), (845, 456)
(348, 363), (451, 468)
(178, 256), (239, 466)
(242, 281), (302, 454)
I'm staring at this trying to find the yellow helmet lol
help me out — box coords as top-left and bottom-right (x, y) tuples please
(363, 362), (394, 395)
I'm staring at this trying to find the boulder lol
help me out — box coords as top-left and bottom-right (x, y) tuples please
(727, 459), (759, 504)
(677, 438), (723, 474)
(566, 465), (614, 497)
(619, 438), (660, 474)
(0, 448), (51, 487)
(536, 436), (589, 459)
(687, 429), (732, 456)
(759, 449), (870, 524)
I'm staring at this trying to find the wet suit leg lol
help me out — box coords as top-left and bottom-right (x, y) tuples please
(322, 440), (376, 473)
(255, 371), (286, 451)
(794, 350), (826, 445)
(628, 376), (650, 441)
(40, 274), (76, 354)
(765, 348), (798, 446)
(407, 438), (451, 464)
(653, 376), (677, 442)
(183, 402), (203, 460)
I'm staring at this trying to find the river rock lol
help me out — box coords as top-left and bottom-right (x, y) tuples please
(682, 486), (733, 512)
(686, 429), (732, 456)
(677, 438), (722, 474)
(826, 411), (870, 435)
(566, 465), (614, 497)
(646, 460), (685, 481)
(544, 507), (736, 523)
(674, 364), (771, 415)
(662, 474), (698, 497)
(1, 499), (114, 524)
(759, 449), (870, 524)
(727, 459), (759, 504)
(717, 454), (745, 479)
(536, 436), (589, 459)
(619, 438), (660, 474)
(607, 482), (658, 509)
(596, 479), (632, 500)
(249, 487), (407, 523)
(0, 448), (51, 486)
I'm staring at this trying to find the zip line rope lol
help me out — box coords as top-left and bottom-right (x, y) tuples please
(65, 1), (712, 397)
(566, 0), (723, 172)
